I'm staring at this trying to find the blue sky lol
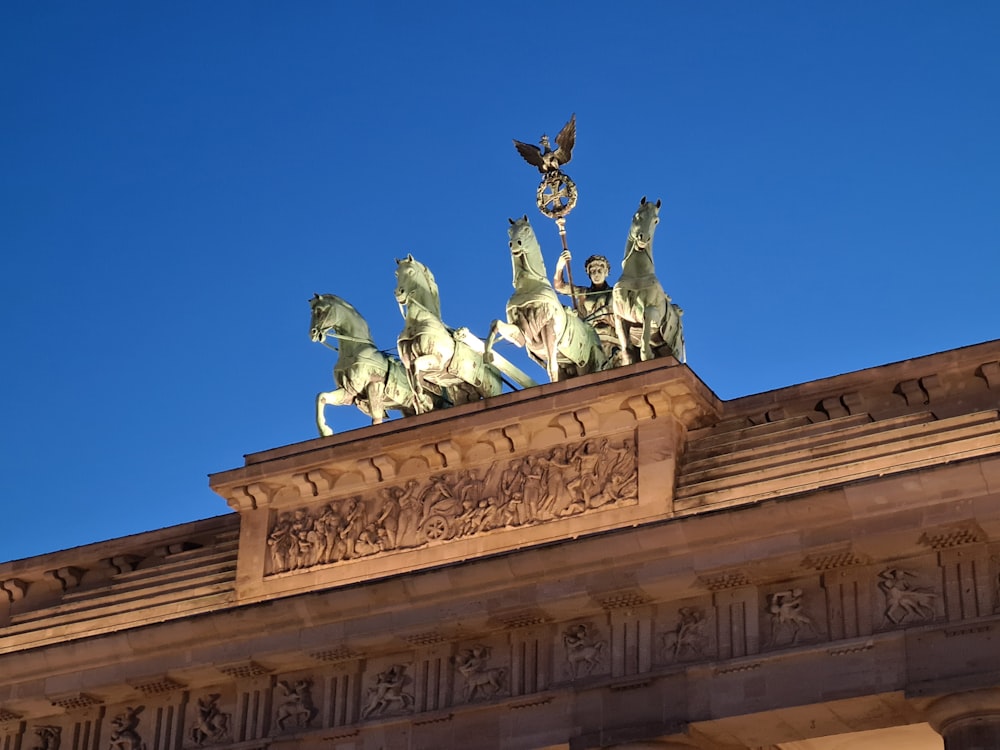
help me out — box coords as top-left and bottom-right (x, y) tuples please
(2, 3), (998, 562)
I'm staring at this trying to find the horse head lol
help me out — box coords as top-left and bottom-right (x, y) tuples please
(394, 254), (442, 317)
(309, 293), (372, 345)
(507, 215), (547, 283)
(629, 196), (661, 251)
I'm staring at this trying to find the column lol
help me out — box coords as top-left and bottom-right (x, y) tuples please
(927, 689), (1000, 750)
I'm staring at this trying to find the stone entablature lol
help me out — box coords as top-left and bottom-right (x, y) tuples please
(0, 515), (239, 655)
(676, 339), (1000, 512)
(210, 358), (720, 602)
(1, 340), (999, 749)
(1, 453), (999, 748)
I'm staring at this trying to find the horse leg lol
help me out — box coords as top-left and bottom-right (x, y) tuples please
(612, 288), (633, 366)
(316, 388), (352, 437)
(403, 360), (425, 416)
(410, 354), (443, 413)
(494, 320), (527, 349)
(484, 321), (500, 364)
(367, 382), (388, 425)
(543, 322), (559, 382)
(642, 305), (663, 362)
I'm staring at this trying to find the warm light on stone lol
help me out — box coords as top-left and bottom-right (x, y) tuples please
(1, 341), (998, 749)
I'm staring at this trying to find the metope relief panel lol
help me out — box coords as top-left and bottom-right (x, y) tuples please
(876, 566), (940, 628)
(452, 645), (508, 704)
(272, 678), (318, 735)
(360, 663), (415, 721)
(560, 621), (609, 681)
(107, 706), (148, 750)
(658, 601), (712, 665)
(761, 585), (824, 648)
(31, 726), (61, 750)
(187, 691), (233, 747)
(266, 435), (636, 575)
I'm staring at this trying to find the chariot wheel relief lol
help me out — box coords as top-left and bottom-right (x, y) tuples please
(536, 172), (578, 219)
(422, 514), (451, 541)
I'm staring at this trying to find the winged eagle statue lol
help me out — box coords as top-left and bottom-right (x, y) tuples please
(513, 114), (576, 174)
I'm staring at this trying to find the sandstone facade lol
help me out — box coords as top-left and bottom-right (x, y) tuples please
(2, 341), (1000, 749)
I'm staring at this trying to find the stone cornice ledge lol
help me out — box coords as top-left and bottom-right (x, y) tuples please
(209, 359), (720, 509)
(208, 360), (721, 601)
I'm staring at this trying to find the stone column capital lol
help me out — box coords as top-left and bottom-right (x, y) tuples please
(926, 688), (1000, 748)
(926, 688), (1000, 732)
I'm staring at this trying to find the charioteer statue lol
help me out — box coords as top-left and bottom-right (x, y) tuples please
(552, 250), (618, 361)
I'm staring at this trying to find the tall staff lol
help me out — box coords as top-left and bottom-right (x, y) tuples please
(513, 114), (582, 315)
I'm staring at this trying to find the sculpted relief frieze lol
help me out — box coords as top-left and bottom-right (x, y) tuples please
(266, 436), (636, 575)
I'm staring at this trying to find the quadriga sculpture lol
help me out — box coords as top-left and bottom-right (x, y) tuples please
(485, 216), (606, 382)
(612, 197), (685, 364)
(309, 293), (439, 436)
(394, 254), (504, 410)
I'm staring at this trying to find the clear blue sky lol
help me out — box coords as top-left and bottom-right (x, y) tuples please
(2, 3), (998, 562)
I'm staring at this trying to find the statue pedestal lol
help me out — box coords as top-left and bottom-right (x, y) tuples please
(209, 358), (720, 603)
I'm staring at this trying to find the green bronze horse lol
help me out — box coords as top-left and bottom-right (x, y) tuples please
(612, 197), (685, 364)
(395, 254), (505, 410)
(486, 216), (606, 382)
(309, 293), (437, 436)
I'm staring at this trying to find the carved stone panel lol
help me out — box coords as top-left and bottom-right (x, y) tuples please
(31, 725), (61, 750)
(273, 677), (317, 734)
(360, 663), (415, 720)
(107, 706), (146, 750)
(659, 604), (710, 663)
(265, 435), (637, 575)
(188, 692), (231, 747)
(876, 566), (939, 628)
(560, 622), (608, 681)
(763, 587), (822, 647)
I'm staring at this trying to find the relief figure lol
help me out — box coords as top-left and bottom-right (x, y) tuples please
(394, 479), (422, 549)
(454, 645), (506, 702)
(267, 513), (293, 572)
(879, 568), (937, 625)
(189, 694), (230, 746)
(108, 706), (146, 750)
(32, 726), (61, 750)
(499, 461), (527, 526)
(767, 589), (816, 645)
(563, 623), (605, 678)
(375, 489), (401, 550)
(361, 665), (414, 719)
(521, 456), (545, 520)
(339, 497), (366, 559)
(275, 679), (317, 731)
(661, 606), (707, 661)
